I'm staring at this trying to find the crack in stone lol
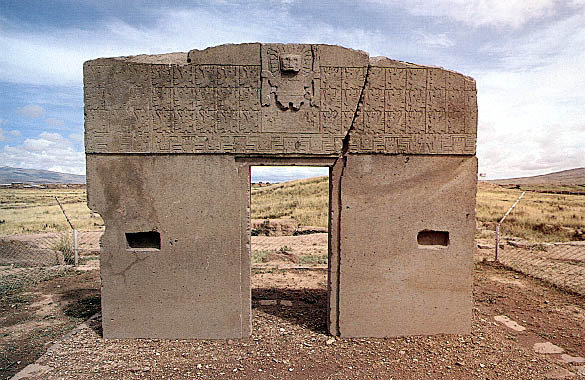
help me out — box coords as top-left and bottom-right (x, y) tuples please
(332, 64), (371, 336)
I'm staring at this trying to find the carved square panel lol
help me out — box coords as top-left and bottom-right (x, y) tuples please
(239, 110), (260, 133)
(217, 88), (239, 111)
(364, 111), (384, 134)
(194, 65), (218, 88)
(342, 68), (365, 90)
(447, 72), (465, 90)
(426, 89), (446, 112)
(385, 68), (407, 90)
(239, 88), (260, 111)
(367, 67), (385, 90)
(447, 111), (465, 133)
(85, 110), (108, 133)
(320, 111), (341, 135)
(321, 89), (342, 112)
(84, 87), (105, 110)
(194, 110), (216, 134)
(151, 87), (172, 111)
(173, 66), (193, 87)
(172, 110), (194, 134)
(217, 66), (239, 88)
(151, 66), (173, 87)
(428, 69), (446, 89)
(384, 111), (406, 134)
(363, 89), (384, 112)
(321, 67), (342, 90)
(406, 89), (426, 111)
(426, 111), (447, 134)
(216, 111), (239, 134)
(446, 90), (465, 113)
(341, 89), (360, 113)
(384, 89), (406, 111)
(173, 88), (194, 111)
(407, 69), (427, 90)
(342, 111), (355, 134)
(194, 88), (216, 111)
(239, 66), (260, 88)
(152, 110), (173, 133)
(405, 110), (426, 133)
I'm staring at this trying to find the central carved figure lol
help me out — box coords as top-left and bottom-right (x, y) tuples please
(261, 44), (317, 111)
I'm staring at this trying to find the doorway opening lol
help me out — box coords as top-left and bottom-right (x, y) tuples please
(249, 164), (330, 333)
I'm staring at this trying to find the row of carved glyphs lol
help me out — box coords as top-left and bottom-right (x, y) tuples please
(85, 132), (346, 154)
(84, 62), (476, 153)
(86, 129), (475, 154)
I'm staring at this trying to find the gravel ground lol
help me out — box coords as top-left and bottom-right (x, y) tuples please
(11, 260), (585, 380)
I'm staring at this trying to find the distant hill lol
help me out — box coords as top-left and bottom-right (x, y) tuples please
(488, 168), (585, 185)
(0, 167), (85, 184)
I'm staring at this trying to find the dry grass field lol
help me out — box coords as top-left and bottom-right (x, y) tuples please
(1, 178), (584, 242)
(0, 188), (103, 235)
(476, 182), (585, 242)
(251, 177), (329, 228)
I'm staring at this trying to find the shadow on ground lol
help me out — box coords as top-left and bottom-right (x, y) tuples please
(252, 287), (327, 334)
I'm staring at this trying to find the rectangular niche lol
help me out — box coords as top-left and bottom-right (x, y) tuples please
(417, 230), (449, 248)
(125, 231), (161, 250)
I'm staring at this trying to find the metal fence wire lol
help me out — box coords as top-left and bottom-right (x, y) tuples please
(497, 241), (585, 295)
(0, 194), (103, 296)
(493, 191), (585, 296)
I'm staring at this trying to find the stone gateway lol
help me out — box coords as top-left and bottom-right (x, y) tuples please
(83, 43), (477, 339)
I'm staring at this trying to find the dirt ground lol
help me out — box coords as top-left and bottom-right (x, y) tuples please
(3, 251), (584, 380)
(0, 261), (101, 379)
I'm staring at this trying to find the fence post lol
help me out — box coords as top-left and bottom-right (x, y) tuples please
(495, 225), (500, 261)
(55, 196), (78, 266)
(74, 229), (79, 267)
(495, 191), (526, 262)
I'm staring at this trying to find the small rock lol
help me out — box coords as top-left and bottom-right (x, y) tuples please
(543, 367), (575, 379)
(281, 300), (293, 306)
(561, 354), (585, 363)
(326, 338), (335, 345)
(259, 300), (277, 306)
(533, 342), (564, 354)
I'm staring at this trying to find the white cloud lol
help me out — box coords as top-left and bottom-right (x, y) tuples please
(415, 31), (454, 48)
(45, 117), (65, 127)
(17, 104), (44, 118)
(69, 133), (83, 143)
(474, 12), (585, 179)
(370, 0), (559, 28)
(0, 132), (85, 175)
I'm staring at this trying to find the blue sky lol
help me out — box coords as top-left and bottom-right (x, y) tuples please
(0, 0), (583, 180)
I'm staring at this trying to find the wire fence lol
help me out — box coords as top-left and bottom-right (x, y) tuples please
(493, 191), (585, 296)
(0, 196), (102, 297)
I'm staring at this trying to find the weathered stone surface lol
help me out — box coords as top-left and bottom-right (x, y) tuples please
(84, 43), (478, 339)
(333, 155), (476, 337)
(87, 155), (250, 338)
(84, 43), (476, 155)
(348, 58), (476, 154)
